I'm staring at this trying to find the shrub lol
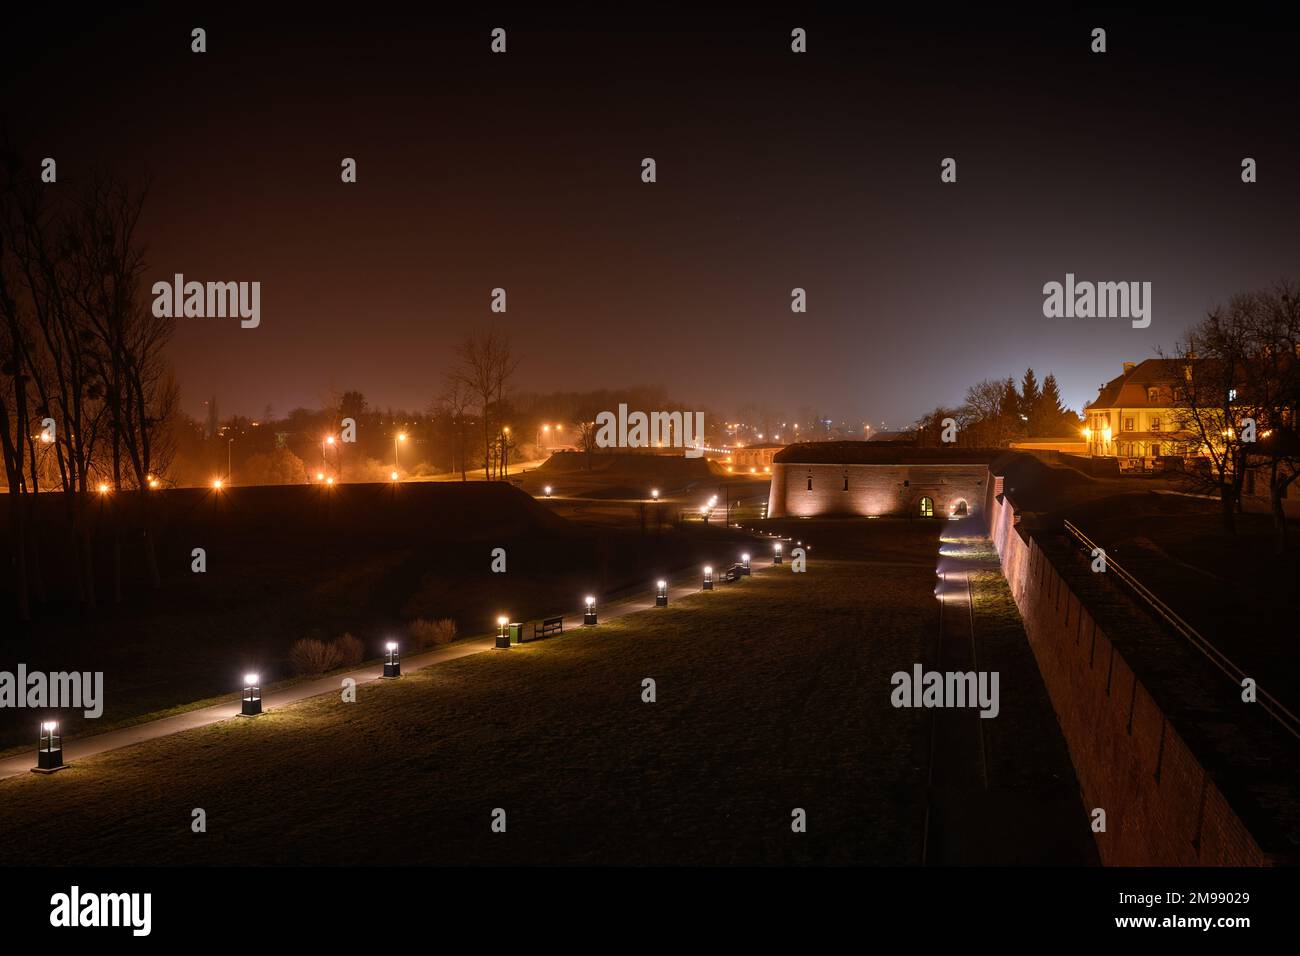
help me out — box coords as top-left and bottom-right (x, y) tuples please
(334, 632), (364, 668)
(290, 638), (341, 676)
(408, 616), (457, 649)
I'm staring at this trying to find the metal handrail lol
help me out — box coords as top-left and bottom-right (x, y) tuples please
(1062, 519), (1300, 742)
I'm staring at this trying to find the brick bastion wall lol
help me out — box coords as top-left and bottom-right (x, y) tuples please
(767, 444), (994, 519)
(985, 474), (1287, 865)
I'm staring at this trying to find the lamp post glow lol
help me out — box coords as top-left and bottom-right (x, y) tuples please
(656, 579), (668, 607)
(703, 565), (714, 590)
(650, 488), (659, 500)
(241, 673), (262, 716)
(390, 470), (399, 482)
(383, 640), (401, 678)
(741, 553), (751, 575)
(773, 542), (783, 565)
(34, 721), (65, 773)
(544, 485), (552, 497)
(583, 595), (598, 626)
(496, 615), (510, 649)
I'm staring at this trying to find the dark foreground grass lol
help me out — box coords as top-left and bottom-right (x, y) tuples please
(0, 531), (941, 865)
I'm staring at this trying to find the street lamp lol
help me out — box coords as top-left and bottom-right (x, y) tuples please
(241, 673), (262, 716)
(34, 721), (65, 773)
(656, 579), (668, 607)
(741, 553), (751, 575)
(650, 488), (659, 500)
(703, 565), (714, 590)
(212, 478), (223, 491)
(390, 470), (399, 482)
(383, 640), (401, 679)
(495, 615), (511, 649)
(774, 542), (783, 565)
(583, 595), (598, 626)
(394, 432), (407, 471)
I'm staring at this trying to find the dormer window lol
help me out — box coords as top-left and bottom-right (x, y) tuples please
(1147, 387), (1160, 403)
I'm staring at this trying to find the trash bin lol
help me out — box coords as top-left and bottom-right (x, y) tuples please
(509, 622), (524, 645)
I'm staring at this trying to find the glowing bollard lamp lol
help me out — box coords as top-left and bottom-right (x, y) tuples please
(383, 640), (401, 678)
(656, 579), (668, 607)
(544, 485), (553, 497)
(773, 543), (783, 565)
(583, 595), (598, 626)
(241, 673), (263, 716)
(33, 721), (66, 773)
(703, 565), (714, 591)
(741, 553), (751, 575)
(495, 615), (511, 649)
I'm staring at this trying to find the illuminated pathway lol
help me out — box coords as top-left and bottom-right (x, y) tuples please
(920, 514), (1097, 865)
(0, 543), (788, 782)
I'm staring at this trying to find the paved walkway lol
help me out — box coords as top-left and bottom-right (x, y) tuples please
(0, 539), (789, 782)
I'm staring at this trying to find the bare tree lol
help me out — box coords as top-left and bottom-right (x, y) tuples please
(451, 331), (518, 479)
(436, 374), (472, 480)
(1164, 297), (1256, 534)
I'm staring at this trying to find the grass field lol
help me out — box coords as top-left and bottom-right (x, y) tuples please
(0, 481), (759, 750)
(0, 522), (944, 865)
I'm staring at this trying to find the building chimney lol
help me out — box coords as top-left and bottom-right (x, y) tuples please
(1122, 362), (1135, 374)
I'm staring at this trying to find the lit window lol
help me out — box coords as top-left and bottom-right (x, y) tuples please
(919, 496), (934, 518)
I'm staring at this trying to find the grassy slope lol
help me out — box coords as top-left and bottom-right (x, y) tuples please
(0, 528), (939, 866)
(0, 483), (757, 749)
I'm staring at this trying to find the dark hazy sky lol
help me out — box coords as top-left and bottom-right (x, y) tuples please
(5, 7), (1299, 425)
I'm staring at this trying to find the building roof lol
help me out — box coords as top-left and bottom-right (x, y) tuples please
(1085, 358), (1188, 410)
(773, 441), (999, 465)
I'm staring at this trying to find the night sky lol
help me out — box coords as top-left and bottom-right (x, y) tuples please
(4, 8), (1299, 423)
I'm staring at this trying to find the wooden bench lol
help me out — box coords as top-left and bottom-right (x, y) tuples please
(531, 616), (564, 641)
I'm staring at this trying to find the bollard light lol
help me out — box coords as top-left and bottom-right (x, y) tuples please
(383, 640), (401, 678)
(774, 542), (783, 565)
(703, 565), (714, 590)
(741, 553), (751, 575)
(656, 579), (668, 607)
(241, 673), (262, 716)
(496, 615), (510, 649)
(544, 485), (552, 497)
(650, 488), (659, 500)
(34, 721), (65, 773)
(583, 595), (598, 626)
